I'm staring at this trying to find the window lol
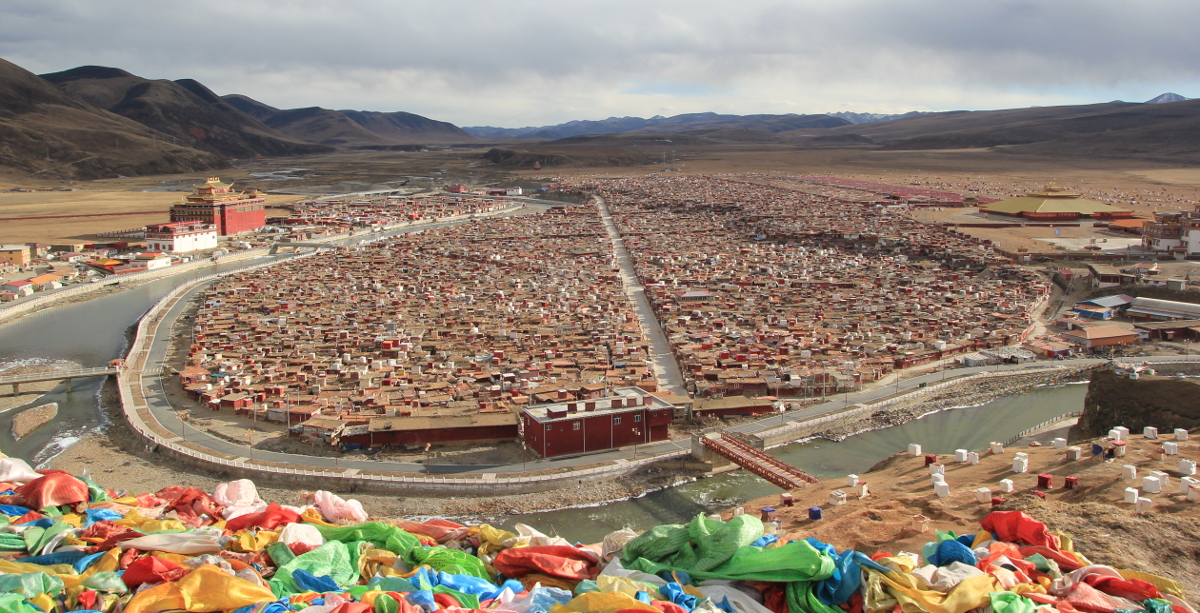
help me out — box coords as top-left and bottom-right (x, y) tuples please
(573, 422), (580, 431)
(634, 414), (642, 422)
(614, 416), (622, 425)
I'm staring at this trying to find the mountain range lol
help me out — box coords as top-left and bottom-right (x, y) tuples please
(463, 112), (850, 140)
(0, 58), (478, 179)
(1, 53), (1197, 178)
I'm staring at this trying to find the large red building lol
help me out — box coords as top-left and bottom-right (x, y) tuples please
(169, 177), (266, 236)
(522, 387), (675, 459)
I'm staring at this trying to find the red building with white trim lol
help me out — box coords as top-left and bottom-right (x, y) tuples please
(521, 387), (674, 459)
(169, 178), (266, 236)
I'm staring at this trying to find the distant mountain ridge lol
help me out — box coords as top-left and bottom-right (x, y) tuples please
(1145, 92), (1188, 104)
(826, 110), (927, 124)
(40, 65), (332, 160)
(464, 112), (849, 140)
(221, 95), (477, 146)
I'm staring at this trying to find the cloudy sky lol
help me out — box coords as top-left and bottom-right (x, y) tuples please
(3, 0), (1196, 127)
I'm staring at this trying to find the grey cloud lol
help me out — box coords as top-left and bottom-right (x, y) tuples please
(1, 0), (1194, 125)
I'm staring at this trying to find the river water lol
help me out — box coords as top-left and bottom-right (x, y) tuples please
(0, 214), (1087, 543)
(0, 257), (284, 464)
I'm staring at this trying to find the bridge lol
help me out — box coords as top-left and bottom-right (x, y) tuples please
(0, 366), (120, 394)
(268, 242), (340, 255)
(701, 433), (820, 490)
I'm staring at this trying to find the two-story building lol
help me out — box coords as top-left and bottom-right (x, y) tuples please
(522, 387), (674, 458)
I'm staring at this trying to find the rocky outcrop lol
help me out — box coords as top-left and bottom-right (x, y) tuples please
(1079, 368), (1200, 436)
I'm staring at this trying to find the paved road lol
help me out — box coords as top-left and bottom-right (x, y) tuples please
(595, 196), (687, 397)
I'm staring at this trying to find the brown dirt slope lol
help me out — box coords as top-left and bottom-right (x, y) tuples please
(1080, 368), (1200, 437)
(730, 433), (1200, 596)
(0, 59), (225, 179)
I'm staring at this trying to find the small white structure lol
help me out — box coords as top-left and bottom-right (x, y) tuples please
(1144, 427), (1159, 439)
(1122, 465), (1138, 480)
(1012, 453), (1029, 474)
(954, 449), (969, 462)
(929, 463), (945, 476)
(1114, 426), (1130, 440)
(1175, 428), (1189, 441)
(931, 473), (946, 487)
(846, 474), (859, 487)
(1136, 497), (1154, 512)
(829, 490), (848, 506)
(1066, 446), (1083, 461)
(1052, 438), (1067, 449)
(1142, 475), (1162, 494)
(1108, 428), (1123, 441)
(976, 487), (992, 503)
(999, 479), (1015, 493)
(732, 506), (744, 517)
(991, 442), (1005, 454)
(1180, 459), (1197, 476)
(1179, 477), (1199, 496)
(855, 482), (870, 498)
(1152, 470), (1171, 489)
(1124, 487), (1140, 504)
(1163, 442), (1179, 455)
(968, 452), (981, 465)
(908, 443), (923, 456)
(934, 483), (951, 497)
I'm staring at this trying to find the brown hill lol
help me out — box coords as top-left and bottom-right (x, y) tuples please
(337, 109), (476, 144)
(0, 58), (224, 179)
(40, 66), (332, 160)
(220, 94), (476, 147)
(775, 100), (1200, 161)
(220, 94), (280, 122)
(261, 106), (390, 147)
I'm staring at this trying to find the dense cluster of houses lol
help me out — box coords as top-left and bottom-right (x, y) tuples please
(269, 195), (517, 240)
(179, 203), (660, 454)
(582, 174), (1052, 398)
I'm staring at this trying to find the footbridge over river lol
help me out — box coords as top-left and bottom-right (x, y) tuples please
(0, 366), (120, 394)
(697, 433), (820, 490)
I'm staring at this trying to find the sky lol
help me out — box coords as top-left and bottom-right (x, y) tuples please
(3, 0), (1197, 128)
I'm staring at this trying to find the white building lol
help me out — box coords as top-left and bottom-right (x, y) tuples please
(505, 187), (523, 196)
(144, 222), (218, 253)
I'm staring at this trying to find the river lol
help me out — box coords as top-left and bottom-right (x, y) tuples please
(0, 257), (285, 464)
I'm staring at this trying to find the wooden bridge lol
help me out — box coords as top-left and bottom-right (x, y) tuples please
(702, 433), (820, 490)
(0, 366), (120, 393)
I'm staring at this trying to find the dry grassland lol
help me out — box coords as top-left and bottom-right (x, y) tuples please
(3, 145), (1200, 244)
